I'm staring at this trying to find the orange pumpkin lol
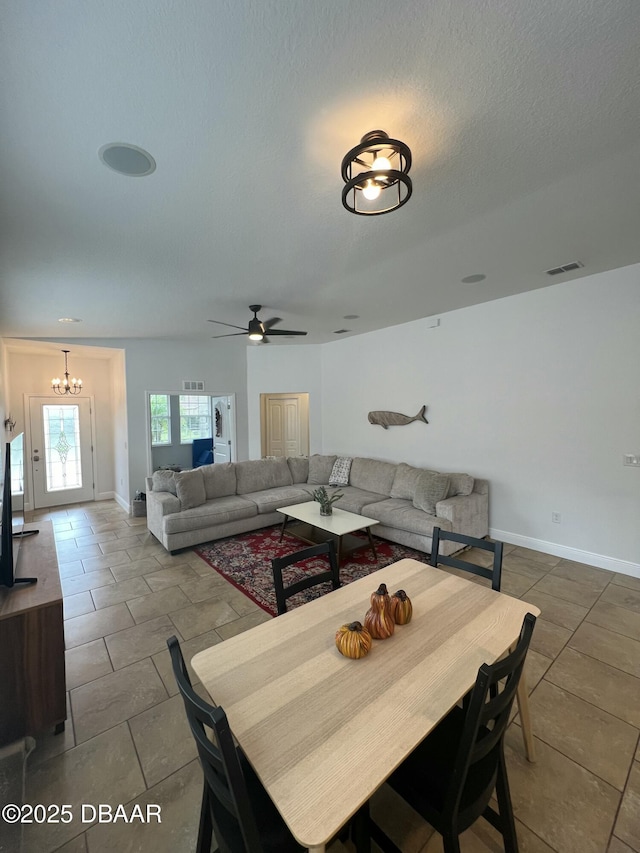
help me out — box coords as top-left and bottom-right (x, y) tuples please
(391, 589), (413, 625)
(335, 621), (373, 659)
(364, 583), (395, 639)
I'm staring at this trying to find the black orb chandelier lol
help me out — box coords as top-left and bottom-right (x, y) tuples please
(341, 130), (412, 216)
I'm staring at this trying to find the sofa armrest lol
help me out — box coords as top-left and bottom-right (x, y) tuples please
(435, 492), (488, 539)
(146, 490), (181, 544)
(147, 490), (180, 514)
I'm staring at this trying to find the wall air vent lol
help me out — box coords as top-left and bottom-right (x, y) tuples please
(545, 261), (584, 276)
(182, 380), (205, 391)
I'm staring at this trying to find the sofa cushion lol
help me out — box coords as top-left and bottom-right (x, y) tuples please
(235, 458), (293, 494)
(152, 469), (177, 495)
(163, 496), (258, 535)
(364, 498), (452, 537)
(389, 463), (432, 500)
(307, 454), (337, 485)
(413, 471), (450, 515)
(349, 458), (397, 495)
(202, 462), (237, 499)
(445, 473), (475, 497)
(329, 457), (353, 486)
(287, 456), (309, 484)
(242, 486), (312, 515)
(174, 468), (206, 510)
(333, 486), (388, 515)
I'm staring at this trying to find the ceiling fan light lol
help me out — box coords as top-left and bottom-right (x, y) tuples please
(248, 317), (264, 340)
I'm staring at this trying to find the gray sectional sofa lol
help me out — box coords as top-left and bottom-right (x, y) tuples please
(145, 454), (488, 557)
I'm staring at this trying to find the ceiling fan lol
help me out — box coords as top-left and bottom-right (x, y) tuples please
(208, 305), (307, 342)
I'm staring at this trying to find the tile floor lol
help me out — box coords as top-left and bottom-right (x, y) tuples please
(15, 500), (640, 853)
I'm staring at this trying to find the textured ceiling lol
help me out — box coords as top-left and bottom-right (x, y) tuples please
(1, 0), (639, 345)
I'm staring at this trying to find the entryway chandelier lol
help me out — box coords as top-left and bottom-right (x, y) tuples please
(341, 130), (412, 216)
(51, 349), (83, 395)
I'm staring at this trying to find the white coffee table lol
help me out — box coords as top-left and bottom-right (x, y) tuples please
(277, 501), (380, 566)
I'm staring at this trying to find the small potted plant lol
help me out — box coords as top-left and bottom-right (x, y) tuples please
(310, 485), (343, 516)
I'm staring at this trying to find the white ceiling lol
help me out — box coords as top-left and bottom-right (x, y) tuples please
(1, 0), (639, 346)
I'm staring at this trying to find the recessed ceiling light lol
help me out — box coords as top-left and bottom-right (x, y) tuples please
(57, 317), (82, 323)
(98, 143), (156, 177)
(460, 274), (486, 284)
(343, 314), (359, 320)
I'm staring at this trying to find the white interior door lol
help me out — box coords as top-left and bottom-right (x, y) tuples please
(212, 396), (232, 463)
(261, 393), (309, 458)
(28, 397), (95, 509)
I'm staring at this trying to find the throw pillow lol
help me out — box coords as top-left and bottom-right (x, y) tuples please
(174, 468), (206, 510)
(202, 462), (237, 499)
(413, 471), (450, 515)
(307, 454), (337, 485)
(287, 456), (309, 484)
(445, 473), (475, 497)
(329, 457), (352, 486)
(390, 463), (434, 501)
(151, 469), (177, 495)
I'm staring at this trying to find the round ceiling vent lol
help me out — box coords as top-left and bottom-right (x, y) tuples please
(98, 143), (156, 177)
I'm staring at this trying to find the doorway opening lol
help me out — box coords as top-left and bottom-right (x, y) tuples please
(145, 392), (237, 474)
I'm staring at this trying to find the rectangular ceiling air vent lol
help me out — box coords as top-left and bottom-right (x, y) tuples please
(333, 329), (351, 334)
(182, 380), (205, 391)
(545, 261), (584, 276)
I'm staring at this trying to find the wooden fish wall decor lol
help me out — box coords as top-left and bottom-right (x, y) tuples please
(368, 405), (428, 429)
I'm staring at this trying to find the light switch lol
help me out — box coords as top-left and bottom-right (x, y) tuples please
(623, 454), (640, 467)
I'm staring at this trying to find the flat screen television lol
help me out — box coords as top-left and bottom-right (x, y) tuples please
(0, 435), (38, 588)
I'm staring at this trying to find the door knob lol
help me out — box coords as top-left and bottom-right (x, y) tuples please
(33, 455), (40, 462)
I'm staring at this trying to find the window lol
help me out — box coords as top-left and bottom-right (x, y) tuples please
(150, 394), (171, 446)
(179, 395), (212, 443)
(43, 404), (83, 491)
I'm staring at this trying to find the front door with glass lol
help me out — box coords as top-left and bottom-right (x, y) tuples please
(28, 397), (95, 509)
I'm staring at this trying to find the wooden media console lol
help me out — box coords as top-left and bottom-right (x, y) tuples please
(0, 521), (66, 745)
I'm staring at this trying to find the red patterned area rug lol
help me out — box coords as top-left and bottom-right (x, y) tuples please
(193, 525), (428, 617)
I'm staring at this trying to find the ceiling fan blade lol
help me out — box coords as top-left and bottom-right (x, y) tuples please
(265, 328), (307, 336)
(207, 320), (248, 331)
(211, 332), (248, 338)
(262, 317), (282, 330)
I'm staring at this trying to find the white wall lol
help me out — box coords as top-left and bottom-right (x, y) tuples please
(5, 349), (117, 506)
(2, 338), (248, 510)
(107, 339), (249, 500)
(247, 344), (323, 459)
(324, 266), (640, 571)
(110, 348), (129, 509)
(247, 265), (640, 573)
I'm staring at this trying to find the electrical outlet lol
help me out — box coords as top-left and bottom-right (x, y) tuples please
(551, 512), (561, 524)
(623, 454), (640, 467)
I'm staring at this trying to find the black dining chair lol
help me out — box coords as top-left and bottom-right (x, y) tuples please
(430, 526), (536, 762)
(369, 612), (537, 853)
(430, 526), (503, 590)
(167, 635), (305, 853)
(271, 540), (340, 615)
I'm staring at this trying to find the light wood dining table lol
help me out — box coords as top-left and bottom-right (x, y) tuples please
(191, 558), (540, 852)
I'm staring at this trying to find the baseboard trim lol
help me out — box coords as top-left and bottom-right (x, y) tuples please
(111, 492), (130, 513)
(490, 528), (640, 579)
